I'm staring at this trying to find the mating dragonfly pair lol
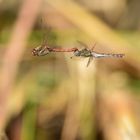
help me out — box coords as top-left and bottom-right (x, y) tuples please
(32, 41), (124, 67)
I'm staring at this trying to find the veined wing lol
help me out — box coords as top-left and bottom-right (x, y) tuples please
(77, 40), (89, 48)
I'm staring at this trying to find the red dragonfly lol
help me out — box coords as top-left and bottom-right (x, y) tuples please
(32, 25), (78, 56)
(32, 45), (77, 56)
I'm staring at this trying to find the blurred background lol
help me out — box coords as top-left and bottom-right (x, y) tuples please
(0, 0), (140, 140)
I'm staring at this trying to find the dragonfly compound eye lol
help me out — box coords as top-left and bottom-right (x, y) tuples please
(32, 49), (38, 56)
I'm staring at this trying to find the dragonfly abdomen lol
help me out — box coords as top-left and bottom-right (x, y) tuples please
(109, 53), (124, 58)
(92, 52), (124, 58)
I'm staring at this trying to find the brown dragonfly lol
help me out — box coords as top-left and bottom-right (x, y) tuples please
(32, 41), (124, 67)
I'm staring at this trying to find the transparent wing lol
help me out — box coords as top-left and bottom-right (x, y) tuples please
(91, 42), (96, 51)
(40, 17), (50, 46)
(77, 41), (88, 48)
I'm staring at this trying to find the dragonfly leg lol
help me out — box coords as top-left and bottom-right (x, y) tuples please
(86, 57), (93, 67)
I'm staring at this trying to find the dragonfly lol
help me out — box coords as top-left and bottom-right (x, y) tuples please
(32, 41), (124, 67)
(32, 44), (78, 56)
(71, 41), (125, 67)
(32, 19), (78, 56)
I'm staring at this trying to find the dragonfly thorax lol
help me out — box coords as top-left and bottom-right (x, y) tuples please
(32, 45), (50, 56)
(74, 48), (92, 57)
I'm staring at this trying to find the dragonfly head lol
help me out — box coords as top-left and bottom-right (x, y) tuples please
(32, 47), (40, 56)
